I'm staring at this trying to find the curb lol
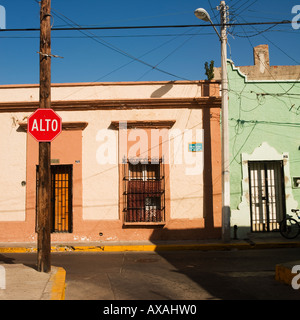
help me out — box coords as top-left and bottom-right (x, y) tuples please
(69, 243), (252, 252)
(0, 241), (300, 253)
(275, 261), (300, 290)
(50, 267), (66, 300)
(275, 264), (294, 286)
(55, 241), (300, 252)
(41, 266), (66, 300)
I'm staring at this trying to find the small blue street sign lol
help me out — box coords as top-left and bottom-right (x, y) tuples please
(188, 143), (203, 152)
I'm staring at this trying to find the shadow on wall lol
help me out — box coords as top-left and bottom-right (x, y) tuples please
(149, 81), (213, 98)
(150, 82), (174, 98)
(122, 106), (222, 242)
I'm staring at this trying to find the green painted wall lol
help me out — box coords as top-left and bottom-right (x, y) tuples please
(227, 60), (300, 236)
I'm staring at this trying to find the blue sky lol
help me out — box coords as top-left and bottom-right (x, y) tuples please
(0, 0), (299, 84)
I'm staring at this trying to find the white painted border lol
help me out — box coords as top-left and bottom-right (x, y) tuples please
(227, 59), (300, 83)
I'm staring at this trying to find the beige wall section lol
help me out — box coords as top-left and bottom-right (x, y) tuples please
(0, 81), (203, 103)
(61, 108), (204, 221)
(54, 110), (119, 221)
(0, 81), (221, 242)
(168, 109), (204, 219)
(0, 113), (27, 221)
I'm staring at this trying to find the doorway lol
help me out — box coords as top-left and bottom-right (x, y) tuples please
(37, 165), (73, 233)
(248, 161), (286, 232)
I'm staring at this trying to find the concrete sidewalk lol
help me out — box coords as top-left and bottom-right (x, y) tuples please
(0, 264), (66, 300)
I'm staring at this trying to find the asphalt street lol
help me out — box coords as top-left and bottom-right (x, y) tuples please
(1, 248), (300, 300)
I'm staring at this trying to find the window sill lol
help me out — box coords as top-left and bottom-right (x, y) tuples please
(123, 222), (166, 226)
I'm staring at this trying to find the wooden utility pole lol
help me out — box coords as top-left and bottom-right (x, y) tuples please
(37, 0), (52, 273)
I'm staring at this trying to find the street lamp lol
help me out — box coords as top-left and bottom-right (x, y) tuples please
(195, 1), (231, 242)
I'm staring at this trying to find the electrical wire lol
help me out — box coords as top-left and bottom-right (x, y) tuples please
(0, 33), (217, 39)
(231, 0), (259, 17)
(0, 21), (294, 32)
(49, 7), (190, 81)
(235, 15), (300, 65)
(136, 27), (203, 81)
(232, 21), (283, 38)
(229, 18), (300, 115)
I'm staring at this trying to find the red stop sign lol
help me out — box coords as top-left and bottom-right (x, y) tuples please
(28, 109), (62, 142)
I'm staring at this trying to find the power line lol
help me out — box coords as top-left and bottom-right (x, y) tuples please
(236, 15), (300, 65)
(0, 33), (217, 39)
(232, 21), (285, 38)
(0, 20), (294, 32)
(231, 0), (258, 17)
(1, 27), (296, 39)
(230, 118), (300, 127)
(226, 14), (300, 118)
(48, 7), (190, 81)
(208, 0), (219, 21)
(136, 28), (203, 81)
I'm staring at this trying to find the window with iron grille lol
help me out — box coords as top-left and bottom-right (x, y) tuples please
(123, 159), (165, 224)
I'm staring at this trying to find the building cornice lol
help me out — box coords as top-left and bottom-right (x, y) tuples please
(110, 120), (176, 129)
(0, 80), (220, 89)
(0, 97), (221, 113)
